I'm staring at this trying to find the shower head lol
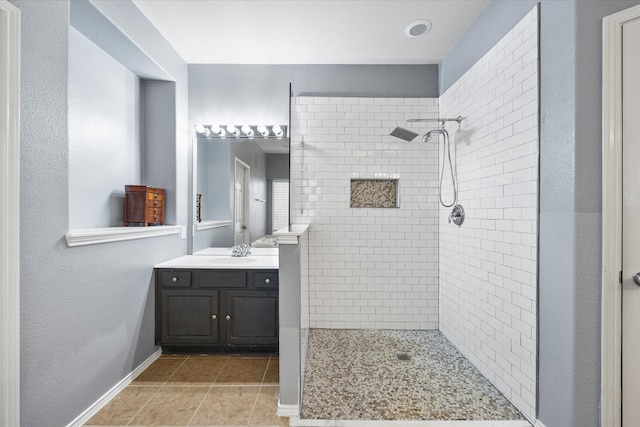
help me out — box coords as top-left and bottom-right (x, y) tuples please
(423, 128), (447, 143)
(390, 127), (419, 142)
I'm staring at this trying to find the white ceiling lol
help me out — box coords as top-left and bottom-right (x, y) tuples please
(132, 0), (490, 64)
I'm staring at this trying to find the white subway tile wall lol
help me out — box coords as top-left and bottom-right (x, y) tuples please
(439, 7), (538, 421)
(290, 97), (440, 330)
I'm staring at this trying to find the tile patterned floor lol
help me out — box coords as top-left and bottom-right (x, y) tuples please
(301, 329), (527, 422)
(84, 354), (287, 427)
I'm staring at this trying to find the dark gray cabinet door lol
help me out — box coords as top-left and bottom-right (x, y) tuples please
(225, 291), (278, 346)
(160, 290), (220, 345)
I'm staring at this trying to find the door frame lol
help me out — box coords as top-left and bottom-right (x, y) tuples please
(602, 5), (640, 426)
(0, 1), (20, 426)
(234, 158), (250, 245)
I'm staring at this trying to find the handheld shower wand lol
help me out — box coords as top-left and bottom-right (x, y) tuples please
(424, 123), (458, 208)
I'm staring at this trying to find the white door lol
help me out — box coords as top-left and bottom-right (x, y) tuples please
(622, 16), (640, 426)
(234, 159), (249, 245)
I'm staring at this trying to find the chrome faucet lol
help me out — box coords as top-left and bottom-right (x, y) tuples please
(231, 243), (251, 257)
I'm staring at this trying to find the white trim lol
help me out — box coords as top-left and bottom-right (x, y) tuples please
(65, 225), (183, 247)
(533, 421), (546, 427)
(234, 157), (251, 245)
(602, 6), (640, 427)
(289, 419), (531, 427)
(65, 349), (162, 427)
(0, 1), (20, 426)
(274, 223), (310, 245)
(277, 402), (300, 417)
(195, 219), (232, 231)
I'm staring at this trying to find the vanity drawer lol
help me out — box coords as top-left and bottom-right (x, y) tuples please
(253, 271), (279, 289)
(199, 270), (247, 288)
(159, 270), (192, 288)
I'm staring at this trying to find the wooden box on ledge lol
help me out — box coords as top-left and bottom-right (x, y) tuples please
(124, 185), (165, 226)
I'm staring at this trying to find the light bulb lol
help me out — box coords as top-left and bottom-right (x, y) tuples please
(257, 125), (269, 138)
(195, 124), (206, 134)
(241, 124), (254, 138)
(226, 124), (240, 137)
(272, 125), (284, 139)
(210, 124), (222, 134)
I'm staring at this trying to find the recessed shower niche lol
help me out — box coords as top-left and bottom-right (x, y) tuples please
(349, 178), (399, 208)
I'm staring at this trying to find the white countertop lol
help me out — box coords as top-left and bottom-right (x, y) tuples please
(193, 247), (278, 256)
(155, 254), (278, 269)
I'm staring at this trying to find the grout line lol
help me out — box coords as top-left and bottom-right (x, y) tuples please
(124, 384), (160, 425)
(248, 384), (263, 426)
(261, 356), (271, 385)
(185, 386), (209, 426)
(162, 355), (189, 385)
(124, 356), (190, 426)
(211, 354), (230, 385)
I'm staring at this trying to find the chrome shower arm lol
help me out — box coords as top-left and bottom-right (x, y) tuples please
(405, 116), (463, 125)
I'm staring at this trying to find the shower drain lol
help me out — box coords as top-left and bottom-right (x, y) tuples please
(396, 353), (411, 361)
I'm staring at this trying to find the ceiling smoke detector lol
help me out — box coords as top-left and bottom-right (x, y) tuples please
(405, 19), (432, 38)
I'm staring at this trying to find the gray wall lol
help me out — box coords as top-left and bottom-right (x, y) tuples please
(278, 242), (302, 408)
(439, 1), (538, 93)
(440, 1), (640, 425)
(189, 64), (439, 126)
(68, 26), (141, 228)
(266, 154), (289, 180)
(13, 1), (189, 426)
(142, 80), (178, 225)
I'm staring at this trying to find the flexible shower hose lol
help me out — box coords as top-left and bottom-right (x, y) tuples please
(439, 129), (458, 208)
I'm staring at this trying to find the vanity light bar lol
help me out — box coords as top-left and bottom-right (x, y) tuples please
(195, 124), (288, 140)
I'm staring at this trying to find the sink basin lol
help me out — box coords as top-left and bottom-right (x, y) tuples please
(206, 256), (258, 265)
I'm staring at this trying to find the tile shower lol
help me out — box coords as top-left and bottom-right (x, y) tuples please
(290, 6), (538, 424)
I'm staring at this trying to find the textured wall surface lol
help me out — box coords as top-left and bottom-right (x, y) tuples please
(439, 8), (538, 421)
(68, 27), (141, 228)
(291, 97), (440, 329)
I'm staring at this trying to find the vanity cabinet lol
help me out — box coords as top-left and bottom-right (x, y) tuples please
(155, 268), (278, 352)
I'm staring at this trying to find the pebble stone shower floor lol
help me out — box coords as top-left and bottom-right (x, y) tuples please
(301, 329), (527, 422)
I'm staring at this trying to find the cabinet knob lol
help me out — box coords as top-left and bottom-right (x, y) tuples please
(265, 278), (271, 284)
(225, 315), (231, 320)
(212, 314), (217, 320)
(172, 277), (178, 282)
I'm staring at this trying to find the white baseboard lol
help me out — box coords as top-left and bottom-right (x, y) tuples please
(278, 401), (300, 417)
(289, 419), (532, 427)
(534, 421), (546, 427)
(66, 349), (162, 427)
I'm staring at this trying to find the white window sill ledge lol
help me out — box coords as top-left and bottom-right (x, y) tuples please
(65, 225), (184, 247)
(195, 220), (232, 231)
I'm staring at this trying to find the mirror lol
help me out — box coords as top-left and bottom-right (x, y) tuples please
(192, 135), (289, 253)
